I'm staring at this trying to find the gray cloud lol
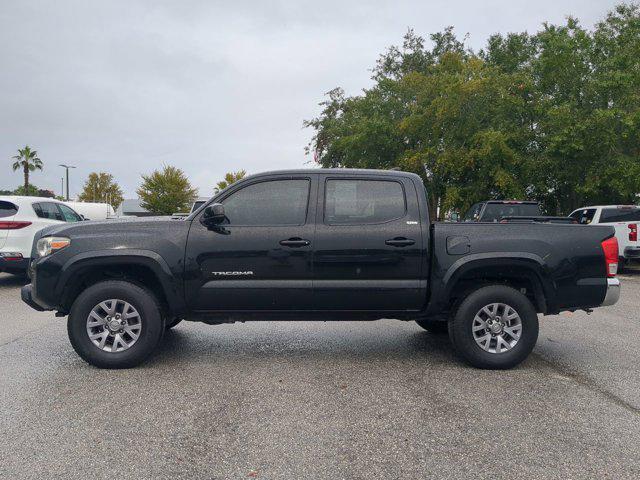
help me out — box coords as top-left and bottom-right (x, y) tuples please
(0, 0), (618, 198)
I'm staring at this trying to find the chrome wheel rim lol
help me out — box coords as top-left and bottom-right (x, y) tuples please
(472, 303), (522, 354)
(86, 299), (142, 353)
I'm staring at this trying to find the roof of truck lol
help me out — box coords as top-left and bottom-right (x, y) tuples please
(245, 168), (422, 180)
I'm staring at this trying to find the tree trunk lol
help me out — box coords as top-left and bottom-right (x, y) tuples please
(23, 163), (29, 194)
(428, 192), (438, 222)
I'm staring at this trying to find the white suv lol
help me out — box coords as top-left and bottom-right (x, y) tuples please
(569, 205), (640, 270)
(0, 196), (83, 275)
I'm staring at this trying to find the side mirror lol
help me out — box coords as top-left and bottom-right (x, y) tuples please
(200, 203), (226, 227)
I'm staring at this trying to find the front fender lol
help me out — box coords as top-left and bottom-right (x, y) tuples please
(57, 249), (186, 314)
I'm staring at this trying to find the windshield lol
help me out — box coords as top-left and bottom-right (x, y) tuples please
(480, 203), (541, 222)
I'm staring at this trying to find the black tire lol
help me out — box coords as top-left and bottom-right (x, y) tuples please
(67, 280), (164, 369)
(165, 317), (183, 330)
(618, 257), (626, 274)
(415, 318), (449, 334)
(448, 285), (539, 369)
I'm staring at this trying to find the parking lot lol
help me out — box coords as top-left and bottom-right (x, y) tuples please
(1, 269), (639, 479)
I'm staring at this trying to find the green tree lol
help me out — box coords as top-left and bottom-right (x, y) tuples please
(11, 146), (43, 194)
(137, 165), (198, 215)
(214, 170), (246, 193)
(306, 4), (640, 217)
(12, 184), (55, 197)
(78, 172), (124, 210)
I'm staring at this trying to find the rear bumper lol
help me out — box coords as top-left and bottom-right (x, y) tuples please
(21, 284), (46, 311)
(0, 256), (30, 273)
(600, 278), (620, 307)
(623, 247), (640, 259)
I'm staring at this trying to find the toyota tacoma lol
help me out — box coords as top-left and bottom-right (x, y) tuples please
(21, 169), (621, 369)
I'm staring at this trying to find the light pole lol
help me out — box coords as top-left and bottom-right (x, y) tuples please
(59, 164), (76, 201)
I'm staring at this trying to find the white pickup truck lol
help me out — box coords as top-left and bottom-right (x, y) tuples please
(570, 205), (639, 270)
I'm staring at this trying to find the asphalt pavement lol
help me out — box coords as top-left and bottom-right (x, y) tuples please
(1, 268), (639, 479)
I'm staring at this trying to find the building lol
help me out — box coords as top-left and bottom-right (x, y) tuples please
(115, 199), (154, 217)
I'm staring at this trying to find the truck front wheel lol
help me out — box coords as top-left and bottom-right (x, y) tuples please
(67, 280), (164, 368)
(449, 285), (539, 369)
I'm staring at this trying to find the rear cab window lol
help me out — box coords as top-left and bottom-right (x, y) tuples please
(0, 200), (18, 218)
(324, 179), (406, 225)
(480, 203), (541, 222)
(598, 207), (640, 223)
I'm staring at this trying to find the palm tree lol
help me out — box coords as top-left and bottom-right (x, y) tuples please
(12, 146), (43, 194)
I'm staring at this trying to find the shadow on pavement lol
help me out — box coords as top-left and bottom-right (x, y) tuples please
(149, 323), (462, 368)
(0, 272), (29, 289)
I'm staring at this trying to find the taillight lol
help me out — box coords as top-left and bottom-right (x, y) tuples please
(0, 221), (31, 230)
(0, 252), (23, 261)
(601, 237), (619, 277)
(629, 224), (637, 242)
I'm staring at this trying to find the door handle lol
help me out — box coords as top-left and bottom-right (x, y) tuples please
(279, 237), (311, 248)
(385, 237), (415, 247)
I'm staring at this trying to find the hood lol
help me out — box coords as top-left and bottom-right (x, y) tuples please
(31, 216), (190, 258)
(41, 216), (183, 236)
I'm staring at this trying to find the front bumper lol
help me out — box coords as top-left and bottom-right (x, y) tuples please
(600, 278), (620, 307)
(21, 284), (46, 311)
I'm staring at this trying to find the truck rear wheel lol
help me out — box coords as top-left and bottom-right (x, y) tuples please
(67, 280), (164, 369)
(449, 285), (539, 369)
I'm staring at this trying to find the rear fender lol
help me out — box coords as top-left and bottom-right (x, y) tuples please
(430, 252), (555, 315)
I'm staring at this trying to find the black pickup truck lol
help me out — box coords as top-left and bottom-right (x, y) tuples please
(21, 169), (621, 369)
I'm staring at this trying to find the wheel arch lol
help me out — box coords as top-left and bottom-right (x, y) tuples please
(57, 250), (185, 316)
(438, 253), (554, 315)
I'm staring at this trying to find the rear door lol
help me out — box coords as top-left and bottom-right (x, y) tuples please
(313, 174), (425, 311)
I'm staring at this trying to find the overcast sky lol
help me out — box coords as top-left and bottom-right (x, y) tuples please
(0, 0), (621, 198)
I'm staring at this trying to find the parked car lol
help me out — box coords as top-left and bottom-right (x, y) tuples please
(569, 205), (640, 269)
(0, 196), (83, 275)
(21, 169), (620, 370)
(64, 201), (115, 220)
(463, 200), (542, 222)
(172, 198), (209, 218)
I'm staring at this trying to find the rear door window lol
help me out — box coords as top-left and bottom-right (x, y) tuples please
(598, 208), (640, 223)
(324, 179), (406, 225)
(569, 208), (597, 225)
(33, 202), (64, 221)
(0, 201), (18, 218)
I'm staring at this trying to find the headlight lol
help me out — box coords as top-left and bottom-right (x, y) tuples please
(36, 237), (71, 258)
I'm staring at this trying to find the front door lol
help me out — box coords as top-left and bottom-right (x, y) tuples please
(313, 174), (425, 311)
(184, 175), (316, 311)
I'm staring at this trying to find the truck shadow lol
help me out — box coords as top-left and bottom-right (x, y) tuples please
(150, 324), (463, 368)
(0, 273), (28, 290)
